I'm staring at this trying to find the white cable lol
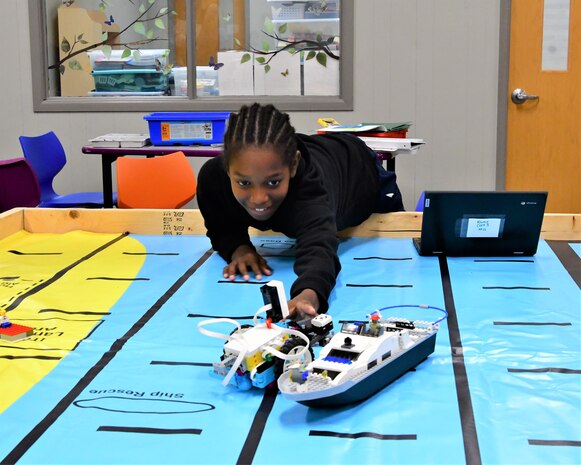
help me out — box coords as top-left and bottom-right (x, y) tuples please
(197, 318), (240, 341)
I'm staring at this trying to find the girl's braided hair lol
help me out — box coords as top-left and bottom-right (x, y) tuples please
(222, 103), (297, 168)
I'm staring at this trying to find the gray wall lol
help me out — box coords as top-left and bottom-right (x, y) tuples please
(0, 0), (501, 211)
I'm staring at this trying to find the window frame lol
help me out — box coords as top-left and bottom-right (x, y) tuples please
(28, 0), (354, 113)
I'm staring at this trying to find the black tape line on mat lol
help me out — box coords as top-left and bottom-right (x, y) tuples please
(547, 240), (581, 289)
(439, 255), (482, 465)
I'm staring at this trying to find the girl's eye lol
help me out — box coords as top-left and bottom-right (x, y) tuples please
(267, 179), (281, 188)
(237, 180), (250, 188)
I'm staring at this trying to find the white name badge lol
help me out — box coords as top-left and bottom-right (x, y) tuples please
(465, 218), (502, 238)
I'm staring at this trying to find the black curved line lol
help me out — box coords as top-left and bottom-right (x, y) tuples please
(98, 426), (201, 435)
(482, 286), (550, 290)
(217, 280), (265, 285)
(73, 396), (215, 414)
(494, 321), (572, 326)
(0, 277), (19, 281)
(309, 430), (416, 440)
(86, 277), (150, 281)
(7, 251), (62, 256)
(0, 355), (62, 361)
(4, 233), (129, 312)
(508, 367), (581, 374)
(474, 259), (534, 263)
(38, 309), (110, 316)
(346, 284), (413, 288)
(150, 361), (213, 367)
(353, 257), (413, 261)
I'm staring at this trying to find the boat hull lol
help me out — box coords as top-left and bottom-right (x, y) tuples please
(282, 332), (437, 408)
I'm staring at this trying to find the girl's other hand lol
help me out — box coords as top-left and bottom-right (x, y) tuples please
(225, 245), (272, 281)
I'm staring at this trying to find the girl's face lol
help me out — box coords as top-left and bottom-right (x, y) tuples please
(227, 146), (300, 221)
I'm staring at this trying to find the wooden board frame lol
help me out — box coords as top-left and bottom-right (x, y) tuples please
(0, 209), (579, 242)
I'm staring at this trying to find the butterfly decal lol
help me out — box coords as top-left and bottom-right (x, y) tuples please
(104, 15), (114, 26)
(281, 69), (289, 77)
(209, 56), (224, 70)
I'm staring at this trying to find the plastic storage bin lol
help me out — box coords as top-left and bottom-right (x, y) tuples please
(92, 69), (169, 93)
(144, 112), (230, 146)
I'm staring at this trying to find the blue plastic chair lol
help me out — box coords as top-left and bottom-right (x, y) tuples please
(0, 158), (41, 213)
(415, 191), (426, 212)
(19, 131), (116, 208)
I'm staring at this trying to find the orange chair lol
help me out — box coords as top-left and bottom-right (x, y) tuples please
(116, 151), (196, 209)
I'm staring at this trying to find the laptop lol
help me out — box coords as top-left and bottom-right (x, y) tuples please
(413, 191), (548, 256)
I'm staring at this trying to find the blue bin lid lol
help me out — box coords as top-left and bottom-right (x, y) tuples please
(144, 112), (231, 121)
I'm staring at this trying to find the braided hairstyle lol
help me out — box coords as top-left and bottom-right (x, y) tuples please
(222, 103), (298, 169)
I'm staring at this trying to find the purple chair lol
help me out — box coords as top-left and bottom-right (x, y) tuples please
(0, 158), (41, 213)
(19, 131), (117, 208)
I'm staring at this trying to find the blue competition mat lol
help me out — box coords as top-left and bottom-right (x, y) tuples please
(0, 233), (579, 465)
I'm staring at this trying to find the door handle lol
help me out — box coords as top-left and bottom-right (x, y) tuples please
(511, 88), (540, 104)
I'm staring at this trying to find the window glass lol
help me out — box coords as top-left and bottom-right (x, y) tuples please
(33, 0), (351, 111)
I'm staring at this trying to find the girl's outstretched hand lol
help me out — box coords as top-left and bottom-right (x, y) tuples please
(288, 289), (319, 321)
(225, 244), (272, 281)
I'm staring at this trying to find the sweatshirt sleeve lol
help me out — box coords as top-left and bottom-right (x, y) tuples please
(196, 157), (255, 262)
(289, 200), (340, 314)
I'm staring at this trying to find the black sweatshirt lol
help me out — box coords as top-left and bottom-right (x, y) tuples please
(196, 133), (381, 313)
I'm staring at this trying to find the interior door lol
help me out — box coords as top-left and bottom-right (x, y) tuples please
(506, 0), (580, 213)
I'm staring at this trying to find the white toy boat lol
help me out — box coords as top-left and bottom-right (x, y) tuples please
(278, 306), (445, 408)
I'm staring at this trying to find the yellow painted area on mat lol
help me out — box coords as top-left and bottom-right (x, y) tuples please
(0, 230), (146, 413)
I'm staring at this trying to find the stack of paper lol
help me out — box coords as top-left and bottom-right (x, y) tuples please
(88, 133), (151, 148)
(317, 122), (412, 136)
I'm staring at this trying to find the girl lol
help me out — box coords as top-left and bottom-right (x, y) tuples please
(197, 103), (403, 320)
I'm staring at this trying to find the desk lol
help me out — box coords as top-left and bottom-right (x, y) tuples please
(82, 145), (396, 208)
(82, 145), (222, 208)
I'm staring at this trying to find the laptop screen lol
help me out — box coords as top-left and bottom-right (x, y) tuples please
(415, 191), (548, 256)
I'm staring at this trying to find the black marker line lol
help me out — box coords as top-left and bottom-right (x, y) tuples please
(5, 233), (129, 312)
(150, 361), (213, 367)
(38, 309), (110, 316)
(439, 256), (482, 465)
(474, 259), (534, 263)
(187, 313), (256, 320)
(346, 284), (413, 288)
(0, 355), (62, 361)
(353, 257), (413, 261)
(494, 321), (572, 326)
(1, 248), (214, 465)
(97, 426), (201, 435)
(309, 431), (416, 440)
(8, 251), (62, 256)
(529, 439), (581, 447)
(122, 252), (179, 256)
(217, 280), (266, 285)
(547, 240), (581, 289)
(0, 345), (68, 352)
(508, 367), (581, 374)
(236, 387), (278, 465)
(86, 277), (150, 281)
(0, 277), (19, 280)
(482, 286), (550, 291)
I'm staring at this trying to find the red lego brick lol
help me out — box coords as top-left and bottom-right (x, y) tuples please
(0, 324), (34, 342)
